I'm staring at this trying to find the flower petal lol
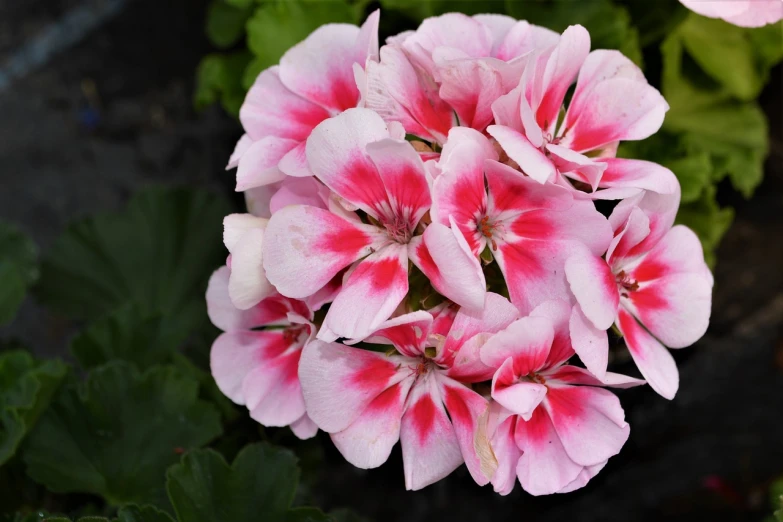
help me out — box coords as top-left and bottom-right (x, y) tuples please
(298, 340), (409, 432)
(331, 376), (415, 469)
(514, 407), (584, 496)
(568, 305), (610, 379)
(263, 205), (387, 299)
(240, 67), (330, 142)
(481, 316), (554, 374)
(558, 461), (607, 494)
(365, 137), (431, 226)
(409, 220), (487, 313)
(279, 24), (362, 113)
(290, 414), (319, 440)
(228, 227), (275, 310)
(624, 226), (713, 348)
(598, 158), (680, 195)
(616, 308), (679, 399)
(529, 299), (575, 367)
(489, 415), (521, 495)
(494, 20), (559, 62)
(358, 310), (433, 357)
(487, 125), (556, 184)
(440, 292), (520, 372)
(319, 243), (409, 342)
(439, 376), (494, 486)
(305, 108), (391, 217)
(491, 358), (547, 421)
(269, 176), (328, 215)
(547, 365), (645, 389)
(210, 330), (292, 405)
(400, 375), (463, 491)
(565, 247), (619, 330)
(236, 137), (297, 191)
(543, 385), (630, 467)
(561, 78), (668, 153)
(243, 347), (305, 427)
(278, 141), (312, 178)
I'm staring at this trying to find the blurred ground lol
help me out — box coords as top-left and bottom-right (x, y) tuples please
(0, 1), (781, 521)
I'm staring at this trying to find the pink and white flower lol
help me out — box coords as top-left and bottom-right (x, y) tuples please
(565, 190), (713, 398)
(679, 0), (782, 27)
(263, 108), (485, 341)
(362, 13), (558, 140)
(229, 10), (380, 188)
(298, 294), (520, 490)
(207, 266), (318, 439)
(488, 25), (668, 192)
(482, 299), (643, 496)
(430, 127), (612, 314)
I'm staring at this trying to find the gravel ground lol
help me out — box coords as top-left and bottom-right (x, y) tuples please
(0, 1), (781, 521)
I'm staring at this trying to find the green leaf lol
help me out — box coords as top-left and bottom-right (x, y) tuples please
(620, 0), (688, 47)
(23, 362), (223, 508)
(0, 221), (38, 326)
(380, 0), (506, 18)
(206, 1), (252, 49)
(71, 304), (191, 371)
(504, 0), (643, 66)
(166, 443), (299, 522)
(36, 187), (231, 324)
(661, 27), (770, 198)
(116, 505), (175, 522)
(224, 0), (256, 8)
(678, 15), (783, 101)
(246, 0), (357, 72)
(0, 350), (67, 465)
(195, 52), (253, 116)
(675, 185), (733, 268)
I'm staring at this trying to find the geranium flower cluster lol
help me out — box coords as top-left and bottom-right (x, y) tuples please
(207, 11), (714, 495)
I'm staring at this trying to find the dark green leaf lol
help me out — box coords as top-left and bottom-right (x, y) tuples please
(71, 304), (191, 371)
(224, 0), (256, 8)
(504, 0), (643, 66)
(36, 187), (231, 324)
(675, 185), (733, 268)
(166, 443), (299, 522)
(206, 1), (252, 49)
(0, 350), (67, 465)
(23, 362), (222, 508)
(619, 0), (688, 47)
(246, 0), (357, 72)
(0, 221), (38, 326)
(116, 505), (175, 522)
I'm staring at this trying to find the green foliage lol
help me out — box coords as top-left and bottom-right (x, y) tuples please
(0, 221), (38, 326)
(36, 187), (230, 328)
(195, 51), (253, 117)
(70, 304), (191, 371)
(0, 351), (67, 466)
(206, 1), (253, 49)
(166, 443), (300, 522)
(23, 362), (223, 509)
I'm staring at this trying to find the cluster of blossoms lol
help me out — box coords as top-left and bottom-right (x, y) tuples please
(207, 11), (714, 495)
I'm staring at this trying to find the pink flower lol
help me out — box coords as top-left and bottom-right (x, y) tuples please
(228, 10), (380, 188)
(488, 25), (668, 192)
(361, 13), (558, 140)
(564, 189), (713, 398)
(679, 0), (782, 27)
(481, 299), (643, 496)
(430, 127), (612, 314)
(263, 108), (485, 341)
(206, 267), (318, 439)
(298, 294), (521, 490)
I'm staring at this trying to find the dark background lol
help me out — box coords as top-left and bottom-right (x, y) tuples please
(0, 0), (781, 520)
